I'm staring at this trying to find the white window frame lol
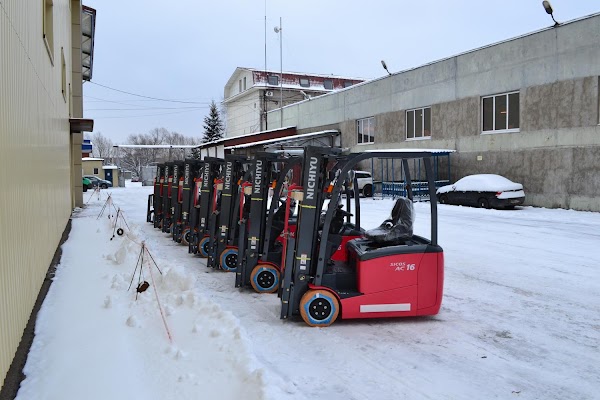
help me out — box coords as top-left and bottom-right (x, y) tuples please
(356, 117), (375, 145)
(481, 91), (520, 134)
(299, 77), (310, 87)
(406, 107), (432, 140)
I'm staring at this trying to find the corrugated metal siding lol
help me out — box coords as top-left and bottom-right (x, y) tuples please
(0, 0), (75, 386)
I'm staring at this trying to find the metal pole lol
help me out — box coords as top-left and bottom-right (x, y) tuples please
(279, 17), (283, 127)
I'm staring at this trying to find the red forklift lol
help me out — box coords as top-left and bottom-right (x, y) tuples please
(189, 157), (223, 256)
(280, 146), (444, 327)
(235, 153), (302, 290)
(160, 162), (174, 233)
(207, 155), (252, 271)
(168, 160), (184, 238)
(173, 159), (202, 245)
(147, 163), (165, 227)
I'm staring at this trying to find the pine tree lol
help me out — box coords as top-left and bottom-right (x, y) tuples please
(202, 100), (224, 143)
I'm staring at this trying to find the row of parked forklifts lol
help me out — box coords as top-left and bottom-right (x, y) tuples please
(146, 146), (444, 327)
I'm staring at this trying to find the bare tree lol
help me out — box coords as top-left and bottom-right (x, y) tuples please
(91, 132), (114, 163)
(118, 128), (202, 176)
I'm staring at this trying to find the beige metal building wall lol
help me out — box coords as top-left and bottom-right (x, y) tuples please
(0, 0), (77, 386)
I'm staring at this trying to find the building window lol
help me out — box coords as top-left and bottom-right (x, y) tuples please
(482, 92), (520, 133)
(268, 75), (279, 86)
(243, 77), (247, 90)
(43, 0), (54, 63)
(93, 168), (99, 174)
(344, 81), (353, 88)
(406, 107), (431, 139)
(356, 117), (375, 144)
(61, 48), (67, 102)
(323, 79), (333, 90)
(299, 78), (310, 87)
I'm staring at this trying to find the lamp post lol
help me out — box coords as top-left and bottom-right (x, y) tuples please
(274, 18), (283, 127)
(542, 1), (560, 27)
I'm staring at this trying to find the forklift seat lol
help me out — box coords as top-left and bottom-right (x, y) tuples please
(364, 197), (414, 244)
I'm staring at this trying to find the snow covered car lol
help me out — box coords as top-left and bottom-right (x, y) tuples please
(436, 174), (525, 209)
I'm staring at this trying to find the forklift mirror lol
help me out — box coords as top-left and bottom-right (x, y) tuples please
(291, 190), (304, 201)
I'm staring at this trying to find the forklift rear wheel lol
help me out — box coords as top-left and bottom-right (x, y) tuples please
(166, 222), (173, 234)
(299, 289), (340, 327)
(181, 228), (191, 246)
(198, 236), (210, 258)
(250, 263), (280, 293)
(219, 248), (238, 272)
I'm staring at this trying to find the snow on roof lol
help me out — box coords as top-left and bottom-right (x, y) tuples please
(112, 144), (198, 149)
(226, 130), (339, 150)
(364, 149), (456, 154)
(437, 174), (523, 193)
(82, 157), (104, 161)
(102, 165), (119, 170)
(198, 126), (297, 148)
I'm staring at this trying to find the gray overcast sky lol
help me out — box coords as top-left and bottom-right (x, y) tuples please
(82, 0), (599, 143)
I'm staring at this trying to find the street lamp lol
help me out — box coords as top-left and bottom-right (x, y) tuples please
(381, 60), (392, 76)
(542, 1), (560, 27)
(274, 18), (283, 127)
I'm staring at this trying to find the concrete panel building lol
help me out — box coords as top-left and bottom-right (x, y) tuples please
(0, 0), (95, 389)
(267, 13), (600, 211)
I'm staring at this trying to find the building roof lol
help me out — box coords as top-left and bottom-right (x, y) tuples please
(226, 130), (339, 150)
(82, 157), (104, 161)
(102, 165), (119, 170)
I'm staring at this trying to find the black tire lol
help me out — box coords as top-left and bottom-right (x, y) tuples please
(439, 194), (449, 204)
(478, 198), (490, 209)
(362, 184), (373, 198)
(101, 184), (108, 189)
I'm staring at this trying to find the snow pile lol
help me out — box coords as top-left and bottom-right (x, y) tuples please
(16, 193), (269, 400)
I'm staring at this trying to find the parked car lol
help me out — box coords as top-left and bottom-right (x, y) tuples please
(345, 170), (374, 197)
(83, 175), (113, 189)
(436, 174), (525, 209)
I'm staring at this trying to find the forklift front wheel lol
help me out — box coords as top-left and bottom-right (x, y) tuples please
(181, 228), (191, 246)
(198, 236), (210, 258)
(250, 263), (280, 293)
(299, 289), (340, 327)
(219, 247), (238, 272)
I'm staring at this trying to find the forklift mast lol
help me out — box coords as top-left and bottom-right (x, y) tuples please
(189, 157), (223, 254)
(280, 146), (341, 318)
(235, 152), (294, 287)
(170, 160), (185, 241)
(186, 160), (205, 250)
(209, 155), (251, 269)
(260, 155), (303, 263)
(161, 162), (173, 232)
(178, 159), (202, 243)
(151, 163), (165, 227)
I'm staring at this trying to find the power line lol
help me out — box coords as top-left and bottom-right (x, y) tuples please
(87, 106), (208, 111)
(89, 108), (205, 119)
(89, 81), (212, 104)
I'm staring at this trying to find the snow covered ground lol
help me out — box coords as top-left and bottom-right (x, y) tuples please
(15, 183), (600, 400)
